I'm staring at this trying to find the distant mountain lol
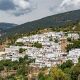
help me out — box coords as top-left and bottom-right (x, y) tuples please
(5, 9), (80, 36)
(0, 23), (17, 30)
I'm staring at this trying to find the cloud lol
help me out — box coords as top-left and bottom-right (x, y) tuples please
(0, 0), (80, 24)
(0, 0), (15, 10)
(50, 0), (80, 14)
(0, 0), (54, 24)
(57, 0), (80, 13)
(0, 0), (37, 16)
(13, 0), (30, 9)
(60, 0), (80, 7)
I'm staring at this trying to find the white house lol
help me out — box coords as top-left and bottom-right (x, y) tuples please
(68, 33), (79, 40)
(67, 49), (80, 64)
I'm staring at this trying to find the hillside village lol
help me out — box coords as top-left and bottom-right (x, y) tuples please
(1, 1), (80, 79)
(0, 31), (80, 68)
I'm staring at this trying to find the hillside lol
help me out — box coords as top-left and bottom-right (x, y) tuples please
(5, 9), (80, 36)
(0, 23), (17, 30)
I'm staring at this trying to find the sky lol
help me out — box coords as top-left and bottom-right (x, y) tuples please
(0, 0), (80, 24)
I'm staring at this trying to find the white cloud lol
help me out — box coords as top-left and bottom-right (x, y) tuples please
(58, 0), (80, 12)
(13, 0), (30, 9)
(0, 0), (37, 16)
(60, 0), (80, 7)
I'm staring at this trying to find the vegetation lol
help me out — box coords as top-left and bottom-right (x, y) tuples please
(38, 67), (69, 80)
(54, 38), (59, 43)
(1, 55), (79, 80)
(49, 36), (53, 41)
(15, 42), (24, 46)
(70, 63), (80, 80)
(0, 55), (35, 80)
(59, 60), (74, 70)
(0, 9), (80, 80)
(38, 59), (80, 80)
(19, 48), (26, 53)
(67, 38), (72, 42)
(0, 23), (17, 30)
(66, 40), (80, 52)
(1, 19), (80, 45)
(33, 42), (42, 48)
(4, 9), (80, 37)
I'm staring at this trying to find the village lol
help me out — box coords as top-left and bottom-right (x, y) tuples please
(0, 31), (80, 68)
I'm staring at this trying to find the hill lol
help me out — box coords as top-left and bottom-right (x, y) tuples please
(0, 23), (17, 30)
(4, 9), (80, 36)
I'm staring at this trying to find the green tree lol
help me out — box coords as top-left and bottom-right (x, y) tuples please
(50, 67), (68, 80)
(54, 38), (59, 43)
(49, 37), (53, 41)
(15, 42), (24, 46)
(16, 75), (28, 80)
(19, 48), (26, 53)
(0, 64), (4, 72)
(60, 60), (74, 70)
(70, 63), (80, 80)
(38, 72), (46, 80)
(24, 55), (28, 60)
(33, 42), (42, 48)
(19, 57), (24, 63)
(67, 38), (71, 42)
(6, 75), (16, 80)
(78, 57), (80, 63)
(66, 40), (80, 52)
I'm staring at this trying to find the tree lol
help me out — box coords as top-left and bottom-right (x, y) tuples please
(70, 63), (80, 80)
(24, 55), (28, 60)
(49, 37), (53, 41)
(33, 42), (42, 48)
(60, 60), (74, 70)
(17, 67), (26, 75)
(66, 44), (73, 52)
(2, 60), (13, 70)
(54, 38), (59, 43)
(0, 64), (4, 72)
(38, 72), (46, 80)
(16, 75), (28, 80)
(67, 38), (71, 42)
(6, 75), (16, 80)
(19, 57), (24, 63)
(19, 48), (26, 53)
(15, 42), (24, 46)
(66, 40), (80, 52)
(50, 67), (68, 80)
(0, 76), (4, 80)
(12, 61), (19, 70)
(78, 57), (80, 63)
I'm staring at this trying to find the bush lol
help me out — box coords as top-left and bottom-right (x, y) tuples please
(60, 60), (74, 70)
(19, 48), (26, 53)
(33, 42), (42, 48)
(15, 42), (24, 46)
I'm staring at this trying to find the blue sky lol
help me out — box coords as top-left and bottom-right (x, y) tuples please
(0, 0), (80, 24)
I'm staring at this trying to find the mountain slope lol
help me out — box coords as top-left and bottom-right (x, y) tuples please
(5, 9), (80, 36)
(0, 23), (17, 30)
